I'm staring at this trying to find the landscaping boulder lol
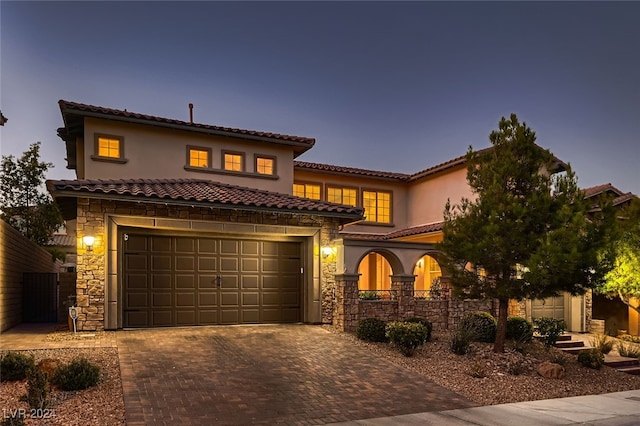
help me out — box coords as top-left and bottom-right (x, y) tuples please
(536, 361), (566, 379)
(37, 358), (61, 377)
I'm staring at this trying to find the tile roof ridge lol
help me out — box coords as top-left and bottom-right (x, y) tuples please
(294, 160), (410, 179)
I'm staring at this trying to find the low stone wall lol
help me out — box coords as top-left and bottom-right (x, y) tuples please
(359, 300), (398, 323)
(414, 300), (448, 331)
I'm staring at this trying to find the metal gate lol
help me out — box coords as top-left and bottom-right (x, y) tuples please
(23, 272), (58, 322)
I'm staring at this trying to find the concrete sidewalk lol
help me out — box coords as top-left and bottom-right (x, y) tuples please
(329, 389), (640, 425)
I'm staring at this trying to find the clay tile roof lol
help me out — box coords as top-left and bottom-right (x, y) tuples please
(46, 178), (363, 219)
(58, 100), (315, 154)
(339, 222), (444, 241)
(582, 183), (624, 198)
(294, 161), (409, 181)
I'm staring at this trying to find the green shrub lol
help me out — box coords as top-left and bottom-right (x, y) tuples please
(25, 367), (49, 410)
(459, 311), (497, 343)
(0, 351), (35, 382)
(533, 317), (566, 347)
(51, 358), (100, 391)
(450, 326), (475, 355)
(355, 318), (388, 342)
(591, 334), (614, 355)
(577, 348), (605, 370)
(404, 317), (433, 342)
(506, 316), (533, 343)
(547, 350), (570, 367)
(617, 341), (640, 359)
(385, 321), (429, 357)
(619, 334), (640, 344)
(359, 291), (381, 300)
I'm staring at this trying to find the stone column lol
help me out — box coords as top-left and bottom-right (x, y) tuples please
(391, 274), (416, 321)
(334, 274), (360, 332)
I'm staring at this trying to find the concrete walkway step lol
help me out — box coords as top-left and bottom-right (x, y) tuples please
(615, 365), (640, 375)
(555, 340), (586, 348)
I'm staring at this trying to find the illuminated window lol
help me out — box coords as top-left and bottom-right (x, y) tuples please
(97, 136), (121, 159)
(293, 183), (321, 200)
(363, 190), (391, 223)
(224, 153), (244, 171)
(188, 148), (210, 168)
(327, 187), (357, 206)
(256, 156), (275, 175)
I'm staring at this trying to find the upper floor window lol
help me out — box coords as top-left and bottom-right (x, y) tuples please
(256, 156), (275, 175)
(92, 134), (127, 163)
(327, 186), (357, 206)
(224, 152), (244, 171)
(188, 147), (210, 168)
(293, 183), (321, 200)
(363, 190), (391, 224)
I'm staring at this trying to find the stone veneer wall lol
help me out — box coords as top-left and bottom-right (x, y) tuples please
(414, 300), (449, 331)
(76, 198), (341, 331)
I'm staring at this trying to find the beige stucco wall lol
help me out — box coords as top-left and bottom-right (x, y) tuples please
(81, 118), (295, 193)
(406, 166), (474, 226)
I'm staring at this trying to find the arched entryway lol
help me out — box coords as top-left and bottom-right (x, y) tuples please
(412, 253), (443, 298)
(356, 250), (401, 299)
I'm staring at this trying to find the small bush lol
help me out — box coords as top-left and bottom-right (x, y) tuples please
(359, 291), (381, 300)
(450, 326), (475, 355)
(25, 367), (49, 410)
(459, 311), (497, 343)
(533, 317), (566, 347)
(547, 350), (570, 367)
(617, 341), (640, 359)
(507, 358), (527, 376)
(404, 317), (433, 342)
(355, 318), (388, 342)
(385, 321), (429, 357)
(506, 317), (533, 343)
(51, 358), (100, 391)
(0, 352), (35, 382)
(591, 334), (614, 355)
(577, 348), (605, 370)
(619, 334), (640, 344)
(467, 360), (486, 378)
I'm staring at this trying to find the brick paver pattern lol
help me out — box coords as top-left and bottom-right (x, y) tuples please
(116, 325), (475, 425)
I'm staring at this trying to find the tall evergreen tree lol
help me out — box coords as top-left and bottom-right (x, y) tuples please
(0, 142), (63, 245)
(439, 114), (615, 352)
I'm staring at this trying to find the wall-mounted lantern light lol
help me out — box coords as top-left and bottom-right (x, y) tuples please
(83, 235), (95, 252)
(321, 246), (334, 259)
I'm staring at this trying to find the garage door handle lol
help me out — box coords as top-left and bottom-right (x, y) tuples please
(215, 274), (222, 288)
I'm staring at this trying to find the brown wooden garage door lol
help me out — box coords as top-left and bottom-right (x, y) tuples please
(123, 234), (301, 327)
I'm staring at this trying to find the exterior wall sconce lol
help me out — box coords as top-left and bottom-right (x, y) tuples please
(321, 246), (334, 259)
(83, 235), (95, 252)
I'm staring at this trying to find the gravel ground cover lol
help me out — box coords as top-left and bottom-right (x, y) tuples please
(329, 329), (640, 406)
(0, 347), (125, 425)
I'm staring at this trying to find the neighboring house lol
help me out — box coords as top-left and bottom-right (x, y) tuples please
(47, 100), (583, 332)
(584, 183), (638, 335)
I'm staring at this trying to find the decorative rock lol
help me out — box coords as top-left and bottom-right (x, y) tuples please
(37, 358), (61, 376)
(537, 361), (566, 379)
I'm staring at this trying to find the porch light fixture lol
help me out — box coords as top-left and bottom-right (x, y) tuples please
(83, 235), (95, 252)
(321, 246), (333, 259)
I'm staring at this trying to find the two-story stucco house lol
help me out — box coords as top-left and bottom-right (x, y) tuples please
(48, 100), (587, 333)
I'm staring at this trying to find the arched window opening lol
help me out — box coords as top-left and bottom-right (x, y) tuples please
(413, 255), (443, 299)
(357, 253), (393, 300)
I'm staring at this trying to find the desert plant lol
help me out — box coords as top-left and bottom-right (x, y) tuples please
(619, 334), (640, 344)
(506, 358), (527, 376)
(547, 350), (570, 367)
(355, 318), (388, 342)
(591, 334), (615, 355)
(450, 326), (476, 355)
(533, 317), (566, 347)
(467, 360), (487, 378)
(359, 291), (381, 300)
(25, 367), (49, 410)
(51, 358), (100, 391)
(577, 348), (605, 369)
(617, 341), (640, 359)
(385, 321), (429, 356)
(0, 351), (35, 382)
(459, 311), (497, 343)
(506, 316), (534, 343)
(404, 317), (433, 342)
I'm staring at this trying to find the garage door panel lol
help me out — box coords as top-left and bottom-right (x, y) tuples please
(126, 255), (148, 270)
(176, 292), (195, 307)
(151, 275), (171, 289)
(176, 310), (196, 325)
(124, 235), (301, 327)
(176, 256), (195, 271)
(125, 274), (148, 289)
(176, 275), (195, 289)
(151, 237), (171, 252)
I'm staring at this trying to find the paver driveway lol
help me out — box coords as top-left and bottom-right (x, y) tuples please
(117, 325), (475, 425)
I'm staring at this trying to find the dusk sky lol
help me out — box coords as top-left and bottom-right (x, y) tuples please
(1, 1), (639, 195)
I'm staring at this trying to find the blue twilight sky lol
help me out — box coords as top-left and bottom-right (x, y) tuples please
(1, 1), (639, 195)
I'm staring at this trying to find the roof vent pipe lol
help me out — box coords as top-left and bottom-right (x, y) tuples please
(189, 103), (194, 123)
